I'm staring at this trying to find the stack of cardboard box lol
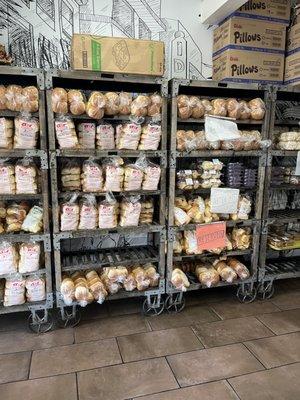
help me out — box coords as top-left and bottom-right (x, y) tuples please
(213, 0), (291, 84)
(285, 7), (300, 86)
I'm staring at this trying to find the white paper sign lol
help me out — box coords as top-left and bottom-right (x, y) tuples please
(205, 116), (240, 142)
(296, 151), (300, 176)
(210, 188), (240, 214)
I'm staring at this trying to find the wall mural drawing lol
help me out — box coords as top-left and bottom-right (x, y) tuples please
(0, 0), (213, 79)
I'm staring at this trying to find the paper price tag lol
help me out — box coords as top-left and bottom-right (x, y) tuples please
(196, 222), (226, 251)
(296, 151), (300, 176)
(210, 188), (239, 214)
(205, 116), (240, 142)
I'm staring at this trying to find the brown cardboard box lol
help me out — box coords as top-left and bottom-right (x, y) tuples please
(284, 52), (300, 86)
(230, 0), (291, 25)
(213, 49), (284, 83)
(213, 17), (286, 57)
(287, 23), (300, 55)
(71, 34), (165, 76)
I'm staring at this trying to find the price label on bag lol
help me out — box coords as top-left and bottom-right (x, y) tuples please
(296, 151), (300, 176)
(210, 188), (240, 214)
(196, 222), (226, 251)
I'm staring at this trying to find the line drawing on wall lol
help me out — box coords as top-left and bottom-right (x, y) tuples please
(0, 0), (212, 79)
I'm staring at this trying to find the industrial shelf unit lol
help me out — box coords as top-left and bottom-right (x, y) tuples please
(258, 86), (300, 299)
(166, 79), (271, 311)
(0, 67), (53, 332)
(46, 70), (167, 326)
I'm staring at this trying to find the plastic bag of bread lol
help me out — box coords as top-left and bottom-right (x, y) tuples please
(86, 270), (108, 304)
(144, 263), (160, 287)
(123, 162), (143, 191)
(61, 276), (75, 305)
(0, 160), (15, 194)
(138, 123), (161, 150)
(25, 276), (46, 302)
(123, 269), (137, 292)
(171, 268), (190, 291)
(101, 270), (121, 295)
(51, 88), (68, 114)
(5, 85), (22, 111)
(67, 89), (86, 116)
(211, 99), (227, 117)
(61, 161), (81, 191)
(183, 230), (201, 255)
(226, 98), (241, 119)
(116, 123), (141, 150)
(241, 130), (262, 150)
(187, 197), (205, 223)
(174, 207), (190, 226)
(139, 157), (161, 191)
(22, 205), (43, 233)
(190, 96), (205, 119)
(21, 86), (39, 113)
(98, 192), (119, 229)
(0, 85), (6, 110)
(15, 157), (38, 194)
(231, 196), (252, 221)
(131, 266), (150, 291)
(201, 99), (213, 115)
(195, 264), (220, 288)
(248, 98), (265, 120)
(131, 95), (149, 117)
(104, 266), (128, 285)
(4, 276), (25, 307)
(78, 122), (96, 149)
(72, 272), (92, 307)
(103, 157), (124, 192)
(0, 201), (6, 220)
(0, 222), (4, 234)
(0, 242), (18, 274)
(174, 232), (183, 254)
(18, 242), (40, 273)
(86, 91), (106, 119)
(14, 115), (39, 149)
(238, 100), (251, 120)
(227, 258), (250, 280)
(96, 123), (115, 150)
(81, 158), (103, 193)
(119, 92), (132, 115)
(6, 202), (29, 233)
(139, 198), (154, 224)
(0, 118), (13, 149)
(60, 194), (79, 231)
(78, 195), (98, 230)
(148, 93), (162, 117)
(232, 228), (251, 250)
(119, 196), (141, 227)
(213, 260), (237, 283)
(105, 92), (119, 115)
(55, 117), (78, 149)
(177, 95), (192, 119)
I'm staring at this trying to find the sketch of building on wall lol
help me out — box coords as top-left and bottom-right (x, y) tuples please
(0, 0), (212, 79)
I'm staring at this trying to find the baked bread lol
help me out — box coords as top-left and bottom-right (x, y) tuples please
(4, 277), (25, 306)
(98, 195), (119, 229)
(21, 86), (39, 112)
(55, 119), (78, 148)
(0, 85), (7, 110)
(86, 91), (106, 119)
(227, 258), (250, 280)
(6, 85), (23, 111)
(248, 98), (265, 120)
(105, 92), (119, 115)
(18, 242), (40, 273)
(22, 205), (43, 233)
(25, 276), (46, 302)
(119, 198), (141, 227)
(142, 163), (161, 190)
(60, 199), (79, 231)
(123, 164), (143, 191)
(0, 242), (18, 274)
(138, 124), (161, 150)
(226, 98), (241, 119)
(131, 266), (150, 291)
(131, 95), (149, 117)
(213, 260), (237, 283)
(78, 195), (98, 230)
(68, 89), (86, 115)
(81, 159), (103, 192)
(116, 123), (141, 150)
(148, 93), (162, 117)
(15, 161), (38, 194)
(14, 116), (39, 149)
(119, 92), (132, 115)
(61, 276), (75, 305)
(0, 164), (15, 194)
(51, 87), (68, 114)
(78, 122), (96, 149)
(0, 117), (13, 149)
(96, 124), (115, 150)
(239, 100), (251, 120)
(171, 268), (190, 291)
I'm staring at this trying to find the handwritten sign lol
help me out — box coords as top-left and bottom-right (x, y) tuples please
(210, 188), (239, 214)
(196, 222), (226, 251)
(296, 151), (300, 176)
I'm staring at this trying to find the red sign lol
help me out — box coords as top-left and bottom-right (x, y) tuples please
(196, 222), (226, 251)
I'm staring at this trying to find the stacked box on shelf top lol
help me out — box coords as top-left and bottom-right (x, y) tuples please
(45, 70), (167, 326)
(258, 85), (300, 299)
(166, 79), (271, 311)
(0, 66), (53, 333)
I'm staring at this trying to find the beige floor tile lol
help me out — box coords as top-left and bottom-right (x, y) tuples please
(30, 338), (121, 378)
(133, 380), (239, 400)
(0, 328), (74, 354)
(194, 316), (273, 348)
(211, 300), (280, 320)
(0, 352), (31, 384)
(270, 290), (300, 311)
(77, 358), (178, 400)
(229, 363), (300, 400)
(75, 314), (149, 343)
(257, 309), (300, 335)
(167, 343), (264, 386)
(0, 373), (77, 400)
(118, 326), (203, 362)
(244, 332), (300, 368)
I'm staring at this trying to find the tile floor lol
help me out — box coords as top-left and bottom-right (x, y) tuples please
(0, 280), (299, 400)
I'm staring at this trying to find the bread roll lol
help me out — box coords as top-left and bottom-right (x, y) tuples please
(148, 93), (162, 117)
(6, 85), (22, 111)
(86, 91), (106, 119)
(211, 98), (227, 117)
(131, 95), (149, 117)
(21, 86), (39, 112)
(86, 270), (107, 304)
(103, 159), (124, 192)
(123, 164), (143, 191)
(144, 264), (159, 287)
(68, 89), (86, 115)
(191, 96), (205, 119)
(105, 92), (119, 115)
(96, 124), (115, 150)
(0, 85), (6, 110)
(201, 99), (213, 115)
(226, 98), (241, 119)
(171, 268), (190, 291)
(195, 264), (220, 287)
(248, 98), (265, 120)
(119, 198), (141, 227)
(22, 205), (43, 233)
(119, 92), (132, 115)
(25, 276), (46, 302)
(0, 117), (13, 149)
(14, 117), (39, 149)
(123, 271), (137, 291)
(18, 242), (40, 273)
(51, 88), (68, 114)
(239, 100), (251, 120)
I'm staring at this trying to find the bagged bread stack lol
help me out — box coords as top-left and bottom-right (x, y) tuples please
(138, 124), (161, 150)
(78, 122), (96, 149)
(0, 242), (18, 274)
(200, 160), (223, 189)
(139, 199), (154, 224)
(78, 195), (98, 230)
(277, 132), (300, 150)
(123, 163), (143, 191)
(0, 162), (15, 194)
(86, 91), (106, 119)
(14, 116), (39, 149)
(86, 270), (107, 304)
(0, 118), (13, 149)
(116, 123), (141, 150)
(213, 260), (237, 283)
(227, 258), (250, 280)
(60, 195), (79, 231)
(61, 163), (81, 191)
(55, 118), (78, 149)
(25, 276), (46, 302)
(22, 205), (43, 233)
(5, 85), (22, 112)
(96, 124), (115, 150)
(103, 157), (124, 192)
(119, 92), (132, 115)
(148, 94), (162, 117)
(119, 196), (141, 227)
(131, 266), (150, 291)
(81, 159), (103, 193)
(232, 228), (251, 250)
(171, 268), (190, 291)
(18, 242), (40, 273)
(105, 92), (119, 116)
(68, 89), (86, 116)
(6, 202), (29, 233)
(4, 276), (26, 306)
(98, 192), (119, 229)
(141, 159), (161, 191)
(51, 88), (68, 114)
(183, 230), (201, 255)
(131, 95), (149, 117)
(72, 272), (93, 307)
(0, 86), (6, 110)
(195, 263), (220, 288)
(15, 158), (38, 194)
(21, 86), (39, 113)
(60, 276), (75, 305)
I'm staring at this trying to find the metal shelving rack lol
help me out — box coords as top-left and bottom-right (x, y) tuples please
(258, 86), (300, 299)
(166, 79), (271, 310)
(0, 67), (53, 332)
(46, 70), (167, 326)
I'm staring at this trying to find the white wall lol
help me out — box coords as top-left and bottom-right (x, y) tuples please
(1, 0), (213, 79)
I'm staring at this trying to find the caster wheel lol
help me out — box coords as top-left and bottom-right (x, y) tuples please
(28, 311), (53, 334)
(165, 294), (185, 313)
(142, 297), (164, 317)
(257, 282), (275, 300)
(57, 308), (81, 328)
(237, 285), (257, 303)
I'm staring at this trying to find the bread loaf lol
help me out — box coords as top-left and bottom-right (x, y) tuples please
(131, 95), (149, 117)
(18, 242), (40, 273)
(123, 164), (143, 191)
(0, 163), (15, 194)
(96, 124), (115, 150)
(142, 162), (161, 191)
(0, 242), (18, 274)
(6, 85), (22, 111)
(116, 123), (141, 150)
(4, 277), (25, 306)
(86, 270), (107, 304)
(103, 158), (124, 192)
(195, 264), (220, 287)
(227, 258), (250, 279)
(14, 116), (39, 149)
(86, 91), (106, 119)
(21, 86), (39, 113)
(22, 205), (43, 233)
(78, 122), (96, 149)
(98, 194), (118, 229)
(81, 159), (103, 193)
(78, 195), (98, 230)
(51, 88), (68, 114)
(61, 163), (81, 191)
(131, 266), (150, 291)
(119, 197), (141, 227)
(171, 268), (190, 291)
(55, 119), (78, 149)
(25, 276), (46, 302)
(68, 89), (86, 115)
(105, 92), (119, 115)
(15, 160), (37, 194)
(61, 276), (75, 305)
(138, 124), (161, 150)
(0, 117), (13, 149)
(213, 260), (237, 283)
(119, 92), (132, 115)
(60, 198), (79, 231)
(148, 93), (162, 117)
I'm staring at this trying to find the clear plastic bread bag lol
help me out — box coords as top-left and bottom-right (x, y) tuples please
(73, 273), (92, 307)
(81, 158), (103, 192)
(144, 263), (160, 287)
(78, 122), (96, 149)
(131, 94), (149, 117)
(131, 266), (150, 291)
(123, 160), (143, 191)
(226, 98), (241, 119)
(119, 92), (132, 115)
(61, 275), (75, 305)
(14, 113), (39, 149)
(248, 98), (265, 121)
(136, 155), (161, 191)
(120, 196), (141, 227)
(0, 117), (13, 149)
(0, 241), (18, 274)
(96, 123), (115, 150)
(116, 122), (141, 150)
(171, 268), (190, 291)
(60, 193), (79, 231)
(123, 269), (137, 292)
(55, 116), (78, 149)
(148, 93), (162, 117)
(227, 258), (250, 280)
(61, 160), (81, 191)
(51, 88), (68, 114)
(211, 99), (227, 117)
(177, 95), (193, 120)
(78, 194), (98, 230)
(20, 86), (39, 113)
(239, 100), (251, 120)
(22, 205), (43, 233)
(4, 275), (26, 307)
(0, 159), (15, 194)
(232, 195), (252, 221)
(195, 264), (220, 288)
(174, 207), (191, 226)
(184, 230), (201, 255)
(25, 275), (46, 302)
(15, 157), (38, 194)
(213, 260), (237, 283)
(5, 85), (23, 112)
(0, 85), (7, 110)
(103, 156), (124, 192)
(86, 91), (106, 119)
(139, 198), (154, 224)
(98, 191), (119, 229)
(138, 122), (161, 150)
(86, 270), (108, 304)
(6, 202), (29, 233)
(105, 92), (120, 116)
(18, 242), (40, 273)
(67, 90), (86, 116)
